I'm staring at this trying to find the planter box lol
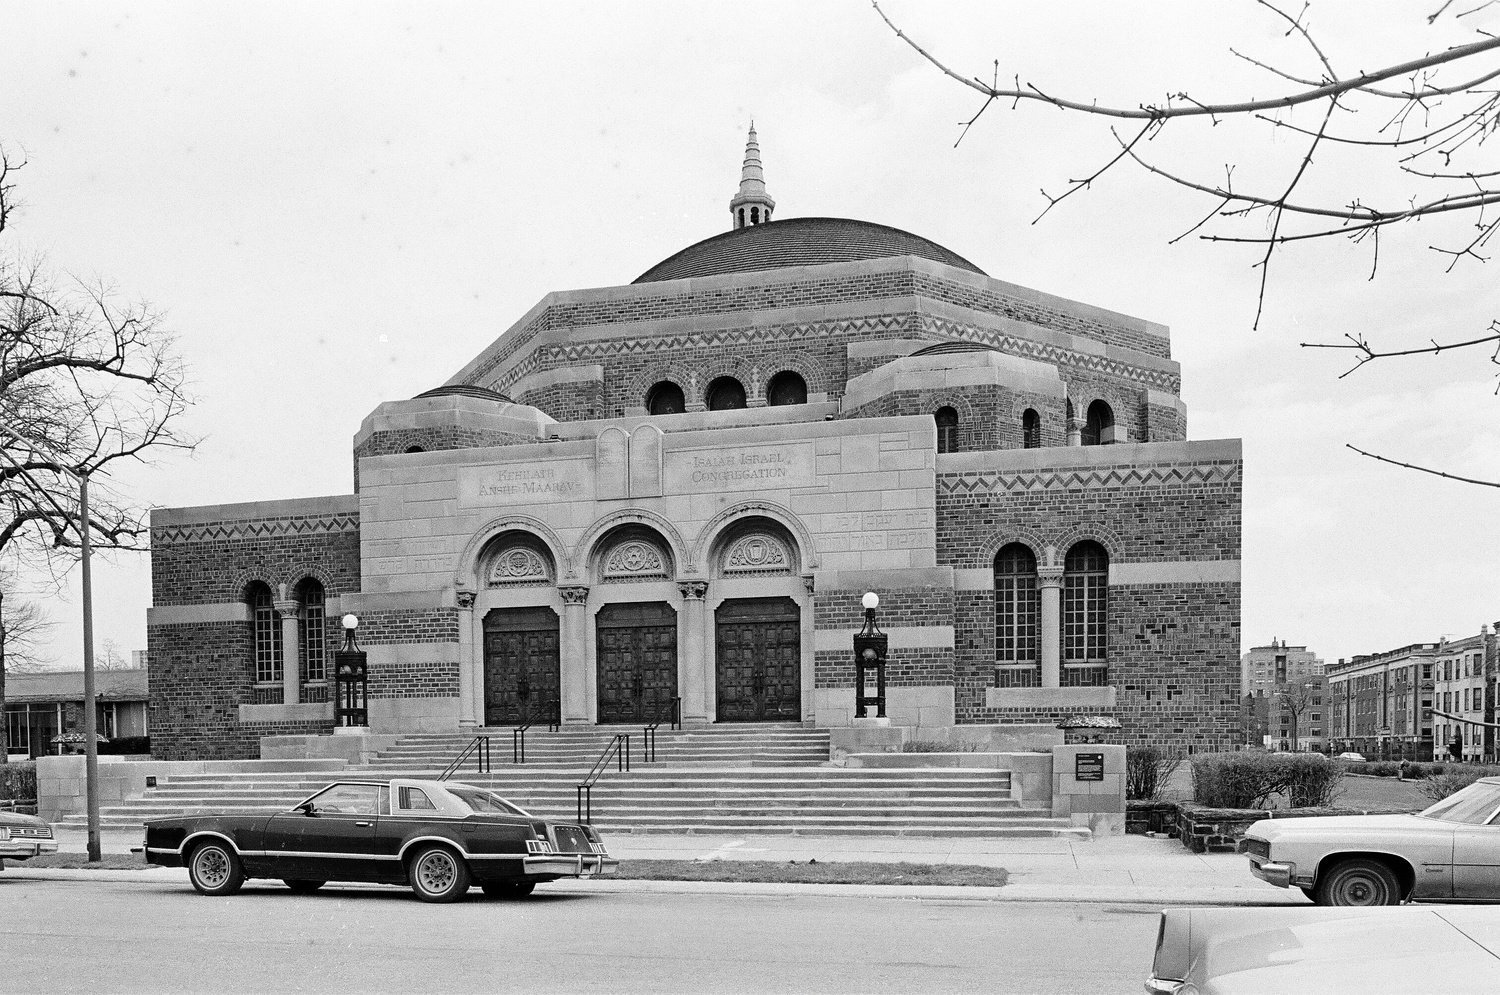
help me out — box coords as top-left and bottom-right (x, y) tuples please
(1126, 799), (1178, 836)
(1176, 803), (1412, 853)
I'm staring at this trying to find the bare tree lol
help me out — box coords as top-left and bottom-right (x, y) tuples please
(0, 143), (195, 741)
(875, 0), (1500, 483)
(1277, 679), (1321, 751)
(96, 637), (130, 671)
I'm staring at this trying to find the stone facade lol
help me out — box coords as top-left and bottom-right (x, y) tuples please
(147, 201), (1241, 759)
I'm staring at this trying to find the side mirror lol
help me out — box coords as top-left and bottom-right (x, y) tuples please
(296, 802), (318, 816)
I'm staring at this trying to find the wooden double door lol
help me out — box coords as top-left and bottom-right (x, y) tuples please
(483, 607), (561, 726)
(715, 597), (801, 722)
(596, 602), (679, 724)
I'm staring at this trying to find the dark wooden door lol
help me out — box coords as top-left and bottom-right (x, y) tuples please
(716, 598), (801, 722)
(595, 602), (678, 724)
(483, 607), (561, 726)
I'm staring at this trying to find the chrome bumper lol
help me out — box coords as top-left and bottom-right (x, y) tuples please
(1144, 977), (1191, 995)
(1248, 857), (1296, 888)
(0, 839), (59, 859)
(523, 853), (618, 877)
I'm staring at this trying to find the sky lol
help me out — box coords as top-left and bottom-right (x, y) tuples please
(3, 1), (1497, 673)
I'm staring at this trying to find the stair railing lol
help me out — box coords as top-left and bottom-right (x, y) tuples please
(547, 697), (561, 733)
(642, 696), (681, 762)
(576, 733), (630, 824)
(438, 735), (492, 781)
(512, 723), (532, 764)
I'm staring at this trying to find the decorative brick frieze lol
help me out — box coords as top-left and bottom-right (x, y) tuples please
(152, 512), (358, 547)
(151, 527), (361, 606)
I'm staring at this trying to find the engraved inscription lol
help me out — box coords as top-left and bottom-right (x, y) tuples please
(458, 462), (590, 507)
(665, 443), (815, 493)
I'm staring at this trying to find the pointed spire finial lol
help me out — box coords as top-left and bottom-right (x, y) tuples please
(730, 122), (775, 230)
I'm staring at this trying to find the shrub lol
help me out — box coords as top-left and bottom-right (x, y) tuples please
(1365, 761), (1401, 778)
(0, 761), (38, 802)
(1191, 752), (1344, 809)
(1126, 745), (1184, 801)
(1420, 764), (1500, 802)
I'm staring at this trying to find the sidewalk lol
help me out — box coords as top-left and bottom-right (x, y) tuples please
(30, 826), (1304, 906)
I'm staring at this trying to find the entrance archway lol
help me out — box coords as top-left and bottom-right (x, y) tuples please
(595, 602), (679, 723)
(715, 597), (801, 722)
(483, 607), (561, 726)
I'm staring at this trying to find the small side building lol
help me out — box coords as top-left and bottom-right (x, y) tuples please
(4, 669), (150, 760)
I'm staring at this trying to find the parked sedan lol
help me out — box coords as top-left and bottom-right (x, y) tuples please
(143, 778), (617, 902)
(1144, 905), (1500, 994)
(0, 808), (58, 868)
(1240, 776), (1500, 905)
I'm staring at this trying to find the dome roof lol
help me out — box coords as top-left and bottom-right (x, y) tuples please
(633, 217), (986, 284)
(417, 384), (514, 404)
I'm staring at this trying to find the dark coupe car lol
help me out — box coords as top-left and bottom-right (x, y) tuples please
(143, 778), (617, 902)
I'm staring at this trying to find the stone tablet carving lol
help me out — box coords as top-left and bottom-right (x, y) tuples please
(601, 539), (668, 580)
(722, 533), (791, 575)
(487, 546), (551, 586)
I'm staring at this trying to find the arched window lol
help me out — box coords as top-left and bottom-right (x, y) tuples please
(935, 407), (959, 454)
(1022, 409), (1041, 449)
(646, 381), (685, 415)
(737, 208), (746, 228)
(706, 376), (747, 411)
(994, 544), (1039, 687)
(1082, 400), (1115, 446)
(766, 371), (807, 406)
(298, 579), (327, 683)
(404, 445), (425, 454)
(751, 206), (760, 224)
(248, 582), (282, 685)
(1063, 541), (1108, 686)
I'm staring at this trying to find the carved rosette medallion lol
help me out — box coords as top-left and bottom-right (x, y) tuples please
(722, 533), (790, 575)
(487, 546), (550, 587)
(601, 539), (668, 581)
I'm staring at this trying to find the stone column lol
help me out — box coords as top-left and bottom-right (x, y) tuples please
(678, 581), (709, 724)
(559, 587), (591, 724)
(274, 600), (301, 706)
(1037, 567), (1064, 689)
(456, 590), (478, 729)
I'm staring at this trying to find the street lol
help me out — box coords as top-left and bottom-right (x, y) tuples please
(3, 874), (1160, 994)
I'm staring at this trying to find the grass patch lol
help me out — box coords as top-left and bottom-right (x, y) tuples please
(4, 853), (157, 871)
(615, 859), (1008, 887)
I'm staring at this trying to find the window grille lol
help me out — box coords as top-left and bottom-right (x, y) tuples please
(251, 583), (283, 684)
(302, 580), (327, 682)
(1063, 541), (1108, 666)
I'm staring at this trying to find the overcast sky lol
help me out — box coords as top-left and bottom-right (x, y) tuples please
(4, 1), (1497, 673)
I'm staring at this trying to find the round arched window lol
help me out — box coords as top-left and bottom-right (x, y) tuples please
(766, 371), (807, 407)
(1083, 401), (1115, 446)
(706, 377), (747, 411)
(646, 381), (686, 415)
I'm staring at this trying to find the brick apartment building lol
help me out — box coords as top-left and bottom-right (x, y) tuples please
(146, 128), (1244, 760)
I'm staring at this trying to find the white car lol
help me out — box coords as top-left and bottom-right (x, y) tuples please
(0, 809), (58, 867)
(1241, 776), (1500, 905)
(1335, 752), (1366, 762)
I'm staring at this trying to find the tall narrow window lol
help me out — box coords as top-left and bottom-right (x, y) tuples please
(738, 208), (746, 228)
(1022, 409), (1041, 449)
(751, 206), (760, 224)
(300, 579), (327, 683)
(994, 544), (1039, 687)
(935, 407), (959, 454)
(1063, 541), (1108, 685)
(1082, 400), (1115, 446)
(250, 582), (283, 684)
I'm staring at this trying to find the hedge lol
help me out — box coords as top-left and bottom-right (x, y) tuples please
(1191, 752), (1343, 809)
(0, 761), (37, 802)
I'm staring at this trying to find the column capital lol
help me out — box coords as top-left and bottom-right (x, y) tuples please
(1037, 566), (1065, 587)
(559, 586), (591, 606)
(677, 581), (709, 600)
(273, 600), (301, 618)
(455, 590), (476, 611)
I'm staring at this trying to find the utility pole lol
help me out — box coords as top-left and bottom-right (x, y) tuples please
(79, 470), (100, 862)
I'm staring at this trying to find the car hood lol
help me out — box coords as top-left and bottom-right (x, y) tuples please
(0, 810), (47, 829)
(1247, 813), (1431, 841)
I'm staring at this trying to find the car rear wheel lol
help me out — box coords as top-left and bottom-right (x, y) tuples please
(481, 881), (536, 899)
(283, 879), (325, 893)
(408, 845), (471, 903)
(187, 840), (245, 897)
(1315, 858), (1401, 906)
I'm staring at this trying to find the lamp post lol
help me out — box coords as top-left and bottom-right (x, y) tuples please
(853, 591), (888, 720)
(333, 614), (368, 729)
(0, 425), (100, 861)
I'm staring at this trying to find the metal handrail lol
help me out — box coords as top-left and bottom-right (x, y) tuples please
(513, 723), (532, 764)
(576, 733), (630, 824)
(547, 697), (561, 733)
(642, 696), (681, 762)
(438, 735), (491, 781)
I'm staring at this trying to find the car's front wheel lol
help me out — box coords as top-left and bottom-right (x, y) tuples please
(1315, 858), (1401, 906)
(481, 881), (536, 899)
(283, 879), (325, 893)
(187, 840), (245, 897)
(408, 845), (471, 903)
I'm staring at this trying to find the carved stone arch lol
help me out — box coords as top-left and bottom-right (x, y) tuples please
(231, 570), (279, 603)
(759, 353), (824, 401)
(1051, 524), (1124, 564)
(699, 360), (754, 409)
(978, 528), (1050, 572)
(454, 514), (570, 594)
(925, 389), (977, 424)
(281, 564), (338, 599)
(626, 361), (696, 412)
(574, 508), (689, 583)
(690, 500), (819, 575)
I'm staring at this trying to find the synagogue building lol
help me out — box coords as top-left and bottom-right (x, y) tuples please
(147, 128), (1243, 760)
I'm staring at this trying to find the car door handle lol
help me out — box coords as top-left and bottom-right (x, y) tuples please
(355, 821), (372, 827)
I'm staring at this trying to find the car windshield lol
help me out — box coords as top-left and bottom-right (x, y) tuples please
(447, 786), (531, 817)
(1419, 780), (1500, 825)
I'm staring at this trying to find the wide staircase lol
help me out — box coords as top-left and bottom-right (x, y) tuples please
(62, 724), (1088, 838)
